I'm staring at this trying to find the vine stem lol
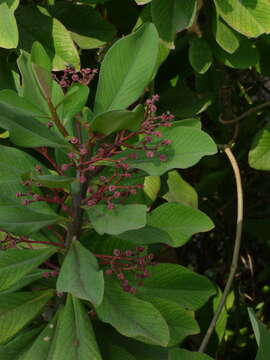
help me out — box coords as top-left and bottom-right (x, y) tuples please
(198, 147), (244, 353)
(219, 100), (270, 125)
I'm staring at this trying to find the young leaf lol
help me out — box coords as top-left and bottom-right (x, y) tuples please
(169, 348), (214, 360)
(248, 308), (270, 360)
(151, 0), (197, 47)
(86, 204), (147, 235)
(189, 37), (213, 74)
(94, 23), (159, 114)
(136, 263), (215, 310)
(0, 248), (55, 292)
(0, 205), (62, 236)
(213, 0), (270, 38)
(0, 290), (53, 344)
(95, 278), (170, 346)
(163, 170), (198, 208)
(57, 241), (104, 305)
(91, 105), (144, 136)
(249, 124), (270, 170)
(57, 83), (89, 125)
(147, 202), (214, 247)
(0, 0), (19, 49)
(213, 15), (239, 54)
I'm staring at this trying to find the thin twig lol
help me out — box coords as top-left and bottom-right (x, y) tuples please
(219, 100), (270, 125)
(198, 147), (244, 353)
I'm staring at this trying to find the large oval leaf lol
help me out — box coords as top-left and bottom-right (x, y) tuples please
(0, 290), (53, 344)
(136, 263), (215, 310)
(249, 124), (270, 170)
(151, 0), (197, 47)
(95, 278), (170, 346)
(214, 0), (270, 38)
(147, 202), (214, 247)
(57, 241), (104, 305)
(86, 204), (147, 235)
(94, 23), (159, 114)
(0, 0), (19, 49)
(0, 248), (55, 292)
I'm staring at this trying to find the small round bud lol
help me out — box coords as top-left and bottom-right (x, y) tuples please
(146, 151), (154, 159)
(113, 249), (121, 257)
(69, 137), (79, 145)
(105, 269), (113, 276)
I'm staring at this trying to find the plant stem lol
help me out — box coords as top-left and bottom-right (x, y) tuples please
(219, 100), (270, 125)
(47, 99), (69, 138)
(198, 147), (244, 353)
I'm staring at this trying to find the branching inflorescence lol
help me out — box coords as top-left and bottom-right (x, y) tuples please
(7, 67), (176, 292)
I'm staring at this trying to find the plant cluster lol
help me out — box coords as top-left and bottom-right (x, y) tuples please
(0, 0), (270, 359)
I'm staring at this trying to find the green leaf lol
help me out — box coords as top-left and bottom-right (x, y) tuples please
(17, 51), (52, 116)
(0, 0), (19, 49)
(24, 296), (103, 360)
(169, 348), (214, 360)
(47, 1), (116, 49)
(0, 290), (53, 344)
(0, 89), (45, 117)
(91, 105), (144, 135)
(107, 345), (137, 360)
(120, 126), (217, 176)
(94, 23), (159, 114)
(0, 328), (41, 360)
(151, 0), (197, 47)
(136, 263), (215, 310)
(143, 176), (161, 202)
(214, 15), (239, 54)
(248, 308), (270, 360)
(164, 171), (198, 208)
(1, 270), (46, 294)
(21, 316), (58, 360)
(0, 101), (68, 148)
(136, 0), (152, 4)
(49, 296), (102, 360)
(95, 278), (170, 346)
(57, 241), (104, 305)
(86, 204), (147, 235)
(249, 124), (270, 170)
(213, 0), (270, 38)
(31, 174), (75, 188)
(31, 42), (53, 100)
(57, 83), (89, 125)
(147, 202), (214, 247)
(16, 6), (80, 70)
(159, 80), (212, 118)
(0, 248), (55, 292)
(149, 298), (199, 346)
(189, 37), (212, 74)
(118, 226), (172, 246)
(213, 35), (259, 69)
(0, 205), (61, 236)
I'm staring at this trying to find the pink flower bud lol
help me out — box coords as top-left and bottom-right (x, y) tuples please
(69, 137), (79, 145)
(159, 154), (167, 162)
(146, 151), (155, 159)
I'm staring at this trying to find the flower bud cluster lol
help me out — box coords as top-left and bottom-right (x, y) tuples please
(102, 247), (157, 294)
(52, 65), (98, 90)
